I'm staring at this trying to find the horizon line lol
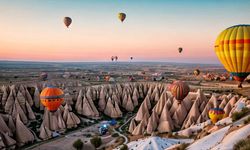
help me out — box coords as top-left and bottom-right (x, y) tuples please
(0, 59), (222, 65)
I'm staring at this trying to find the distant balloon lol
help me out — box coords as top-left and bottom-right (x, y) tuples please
(169, 81), (190, 103)
(214, 24), (250, 88)
(118, 13), (126, 22)
(194, 69), (200, 76)
(209, 108), (225, 124)
(128, 76), (135, 82)
(130, 57), (133, 60)
(64, 17), (72, 28)
(40, 86), (64, 112)
(40, 72), (48, 81)
(178, 47), (183, 53)
(115, 56), (118, 61)
(104, 76), (110, 82)
(111, 56), (114, 61)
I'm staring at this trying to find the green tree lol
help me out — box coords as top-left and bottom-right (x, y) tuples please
(73, 139), (84, 150)
(120, 144), (128, 150)
(234, 138), (250, 150)
(90, 136), (102, 148)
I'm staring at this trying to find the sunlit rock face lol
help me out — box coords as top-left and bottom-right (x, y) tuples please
(127, 85), (246, 135)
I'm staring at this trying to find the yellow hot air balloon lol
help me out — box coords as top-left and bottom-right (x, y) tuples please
(118, 13), (126, 22)
(208, 108), (225, 124)
(214, 25), (250, 88)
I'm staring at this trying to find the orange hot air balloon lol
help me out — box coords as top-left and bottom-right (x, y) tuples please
(209, 108), (225, 124)
(40, 86), (64, 112)
(214, 25), (250, 88)
(118, 13), (126, 22)
(169, 81), (190, 103)
(64, 17), (72, 28)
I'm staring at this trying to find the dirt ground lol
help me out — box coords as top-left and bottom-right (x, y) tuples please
(31, 122), (115, 150)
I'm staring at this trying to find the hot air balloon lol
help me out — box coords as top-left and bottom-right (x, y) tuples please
(214, 25), (250, 88)
(194, 69), (200, 76)
(118, 13), (126, 22)
(40, 72), (48, 81)
(169, 81), (190, 103)
(115, 56), (118, 61)
(64, 17), (72, 28)
(104, 76), (110, 82)
(178, 47), (183, 53)
(130, 57), (133, 60)
(40, 86), (64, 112)
(168, 80), (177, 91)
(111, 56), (114, 61)
(128, 76), (135, 82)
(208, 108), (225, 124)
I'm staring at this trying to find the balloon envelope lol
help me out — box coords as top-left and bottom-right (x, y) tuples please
(209, 108), (225, 124)
(214, 25), (250, 83)
(64, 17), (72, 28)
(40, 86), (64, 111)
(105, 76), (110, 81)
(194, 69), (200, 76)
(169, 81), (190, 102)
(178, 47), (183, 53)
(118, 13), (126, 22)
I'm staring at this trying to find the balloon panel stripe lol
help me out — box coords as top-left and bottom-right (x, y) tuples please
(220, 39), (250, 44)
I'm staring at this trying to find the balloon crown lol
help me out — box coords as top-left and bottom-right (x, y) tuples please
(226, 24), (250, 29)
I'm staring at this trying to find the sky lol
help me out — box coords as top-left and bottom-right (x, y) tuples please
(0, 0), (250, 63)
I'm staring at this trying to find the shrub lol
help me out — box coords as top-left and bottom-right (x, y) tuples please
(115, 136), (125, 144)
(90, 136), (102, 148)
(244, 116), (250, 124)
(176, 143), (189, 150)
(232, 107), (250, 122)
(233, 138), (250, 150)
(120, 144), (128, 150)
(118, 120), (124, 125)
(73, 139), (83, 150)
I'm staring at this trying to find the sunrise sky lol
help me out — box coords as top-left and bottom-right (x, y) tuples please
(1, 0), (250, 63)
